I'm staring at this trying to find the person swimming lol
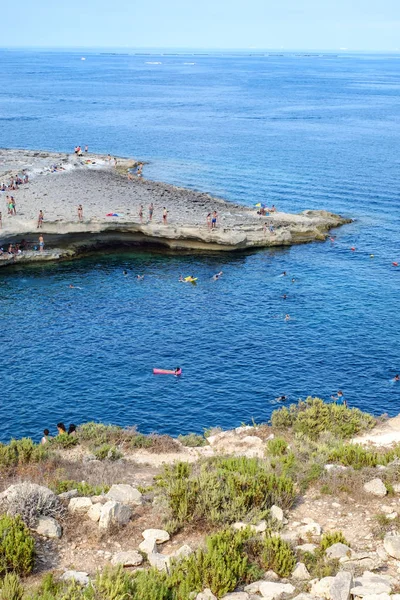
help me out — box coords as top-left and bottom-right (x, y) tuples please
(393, 374), (400, 382)
(275, 395), (287, 402)
(281, 294), (287, 300)
(279, 271), (287, 277)
(212, 271), (223, 280)
(179, 275), (184, 282)
(137, 275), (144, 280)
(123, 270), (128, 276)
(174, 366), (181, 375)
(284, 314), (291, 321)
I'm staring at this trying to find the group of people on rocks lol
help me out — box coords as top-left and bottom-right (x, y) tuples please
(74, 145), (88, 156)
(0, 172), (28, 192)
(206, 211), (218, 229)
(41, 422), (76, 444)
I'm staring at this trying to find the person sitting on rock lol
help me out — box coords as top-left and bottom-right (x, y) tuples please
(57, 422), (67, 435)
(41, 429), (51, 444)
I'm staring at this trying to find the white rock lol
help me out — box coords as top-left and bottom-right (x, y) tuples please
(139, 538), (158, 555)
(68, 497), (93, 514)
(170, 544), (193, 560)
(99, 500), (132, 529)
(196, 590), (217, 600)
(58, 489), (78, 500)
(271, 505), (284, 523)
(350, 585), (391, 596)
(111, 551), (143, 567)
(292, 562), (310, 580)
(296, 543), (317, 553)
(61, 571), (89, 585)
(363, 478), (387, 498)
(330, 571), (352, 600)
(292, 595), (319, 600)
(148, 552), (170, 571)
(244, 581), (264, 594)
(361, 595), (391, 600)
(33, 516), (62, 539)
(221, 593), (249, 600)
(299, 521), (321, 537)
(142, 528), (170, 543)
(383, 533), (400, 559)
(325, 543), (352, 559)
(87, 503), (102, 522)
(393, 483), (400, 493)
(324, 464), (348, 472)
(310, 577), (335, 599)
(259, 582), (295, 599)
(106, 484), (142, 505)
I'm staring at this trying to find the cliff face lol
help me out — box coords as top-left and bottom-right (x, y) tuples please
(0, 210), (350, 266)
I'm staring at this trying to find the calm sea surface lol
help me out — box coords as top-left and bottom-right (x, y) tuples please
(0, 50), (399, 442)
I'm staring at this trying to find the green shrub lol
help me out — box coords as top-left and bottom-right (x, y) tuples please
(267, 437), (288, 456)
(51, 480), (110, 496)
(156, 457), (296, 530)
(301, 549), (339, 579)
(178, 433), (207, 447)
(320, 531), (349, 552)
(50, 433), (78, 449)
(77, 423), (125, 446)
(0, 515), (35, 577)
(271, 398), (376, 440)
(168, 528), (251, 599)
(261, 535), (296, 577)
(93, 444), (123, 461)
(0, 438), (48, 468)
(0, 572), (24, 600)
(327, 444), (378, 470)
(130, 433), (153, 449)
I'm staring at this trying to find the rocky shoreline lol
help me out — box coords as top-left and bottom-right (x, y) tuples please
(0, 149), (351, 267)
(2, 400), (400, 598)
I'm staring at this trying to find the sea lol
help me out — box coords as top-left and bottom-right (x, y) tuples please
(0, 49), (399, 442)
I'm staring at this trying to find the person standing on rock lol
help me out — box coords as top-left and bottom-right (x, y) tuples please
(163, 207), (168, 224)
(78, 204), (83, 221)
(149, 203), (154, 221)
(0, 212), (2, 229)
(331, 390), (347, 407)
(207, 213), (211, 229)
(139, 205), (143, 223)
(11, 197), (16, 215)
(211, 211), (217, 229)
(39, 235), (44, 252)
(37, 210), (44, 228)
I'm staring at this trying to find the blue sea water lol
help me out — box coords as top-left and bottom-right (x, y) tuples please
(0, 49), (400, 442)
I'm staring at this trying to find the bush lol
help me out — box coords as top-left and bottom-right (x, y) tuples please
(155, 456), (296, 530)
(178, 433), (207, 447)
(271, 398), (376, 440)
(51, 480), (110, 496)
(320, 531), (349, 552)
(77, 423), (125, 446)
(301, 549), (339, 579)
(0, 515), (35, 577)
(130, 433), (153, 449)
(0, 438), (48, 468)
(3, 482), (64, 528)
(0, 572), (24, 600)
(267, 437), (288, 456)
(93, 444), (123, 461)
(261, 535), (296, 577)
(327, 444), (378, 470)
(168, 528), (251, 599)
(50, 434), (78, 449)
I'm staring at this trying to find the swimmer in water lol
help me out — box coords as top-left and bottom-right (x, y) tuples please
(284, 314), (291, 321)
(69, 284), (75, 288)
(179, 275), (184, 282)
(282, 294), (287, 300)
(276, 395), (287, 402)
(137, 275), (144, 280)
(123, 270), (128, 276)
(291, 278), (296, 283)
(393, 374), (400, 382)
(174, 366), (181, 375)
(279, 271), (287, 277)
(212, 271), (223, 281)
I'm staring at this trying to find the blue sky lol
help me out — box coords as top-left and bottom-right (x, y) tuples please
(2, 0), (400, 50)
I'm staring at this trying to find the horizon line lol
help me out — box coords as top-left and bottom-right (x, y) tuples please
(0, 45), (399, 53)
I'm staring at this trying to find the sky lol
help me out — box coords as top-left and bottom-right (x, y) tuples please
(2, 0), (400, 51)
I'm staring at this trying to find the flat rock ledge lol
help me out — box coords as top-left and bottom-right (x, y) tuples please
(0, 148), (351, 267)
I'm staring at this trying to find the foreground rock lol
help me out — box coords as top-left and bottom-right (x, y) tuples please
(33, 516), (62, 539)
(111, 551), (143, 567)
(99, 501), (132, 529)
(363, 478), (387, 497)
(61, 571), (90, 585)
(106, 484), (142, 505)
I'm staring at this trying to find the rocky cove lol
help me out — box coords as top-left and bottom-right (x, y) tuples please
(0, 149), (351, 267)
(2, 399), (400, 599)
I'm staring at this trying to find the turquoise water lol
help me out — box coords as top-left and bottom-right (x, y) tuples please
(0, 50), (400, 441)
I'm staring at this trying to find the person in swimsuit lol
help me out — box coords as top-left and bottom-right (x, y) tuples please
(0, 212), (2, 229)
(211, 211), (217, 229)
(84, 146), (88, 153)
(123, 270), (128, 276)
(212, 271), (223, 280)
(68, 424), (77, 435)
(41, 429), (51, 444)
(139, 205), (143, 223)
(276, 395), (287, 402)
(393, 374), (400, 382)
(57, 422), (67, 435)
(37, 210), (44, 228)
(163, 207), (168, 224)
(174, 367), (181, 375)
(207, 213), (211, 229)
(137, 275), (144, 280)
(39, 235), (44, 252)
(149, 203), (154, 221)
(78, 204), (83, 221)
(285, 314), (291, 321)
